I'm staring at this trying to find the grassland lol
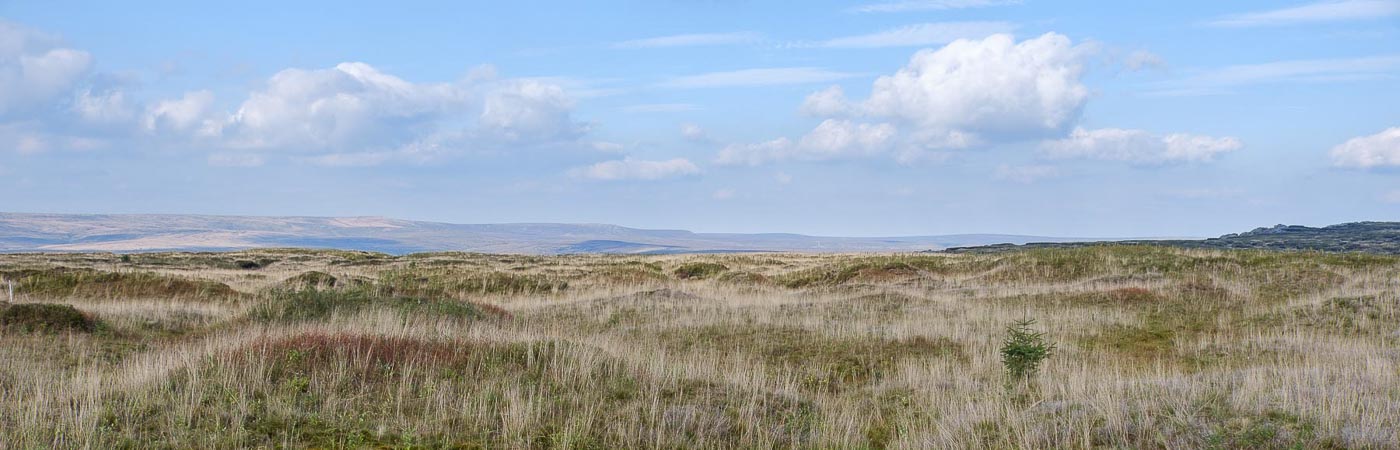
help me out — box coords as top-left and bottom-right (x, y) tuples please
(0, 246), (1397, 448)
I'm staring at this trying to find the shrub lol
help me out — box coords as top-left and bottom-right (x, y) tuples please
(280, 271), (338, 290)
(673, 262), (729, 280)
(0, 303), (96, 333)
(1000, 319), (1055, 382)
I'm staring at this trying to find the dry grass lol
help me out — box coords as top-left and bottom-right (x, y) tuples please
(0, 246), (1397, 448)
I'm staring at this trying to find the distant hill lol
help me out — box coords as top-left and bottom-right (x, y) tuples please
(943, 222), (1400, 254)
(0, 212), (1098, 254)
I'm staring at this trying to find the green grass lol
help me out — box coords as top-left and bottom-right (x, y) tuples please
(247, 288), (496, 323)
(655, 324), (965, 393)
(378, 268), (568, 298)
(673, 262), (729, 280)
(1, 268), (239, 300)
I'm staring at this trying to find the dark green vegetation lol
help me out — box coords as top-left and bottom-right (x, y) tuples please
(0, 302), (96, 333)
(947, 221), (1400, 255)
(672, 262), (728, 279)
(247, 287), (502, 323)
(1000, 319), (1055, 382)
(0, 267), (240, 300)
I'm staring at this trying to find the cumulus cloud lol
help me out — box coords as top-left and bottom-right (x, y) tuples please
(821, 21), (1016, 48)
(0, 19), (593, 164)
(858, 33), (1091, 140)
(0, 20), (92, 116)
(570, 157), (701, 181)
(724, 33), (1094, 166)
(716, 119), (895, 166)
(1042, 127), (1243, 164)
(141, 62), (589, 164)
(1206, 0), (1400, 27)
(800, 86), (852, 117)
(479, 79), (586, 143)
(1329, 127), (1400, 168)
(73, 88), (136, 126)
(223, 62), (467, 151)
(144, 90), (220, 136)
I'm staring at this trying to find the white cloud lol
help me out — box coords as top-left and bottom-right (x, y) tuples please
(1121, 50), (1167, 71)
(1042, 127), (1243, 164)
(994, 164), (1061, 183)
(680, 123), (709, 142)
(716, 119), (896, 166)
(1383, 190), (1400, 203)
(851, 0), (1020, 13)
(1329, 127), (1400, 168)
(0, 20), (93, 116)
(659, 67), (861, 88)
(1146, 55), (1400, 96)
(614, 32), (761, 49)
(856, 33), (1091, 140)
(712, 188), (736, 200)
(775, 172), (793, 184)
(159, 62), (590, 164)
(821, 21), (1016, 48)
(224, 62), (468, 151)
(724, 33), (1091, 166)
(716, 138), (792, 166)
(144, 90), (221, 136)
(1206, 0), (1400, 27)
(800, 85), (852, 117)
(73, 88), (135, 125)
(799, 119), (897, 158)
(570, 157), (701, 181)
(479, 79), (586, 143)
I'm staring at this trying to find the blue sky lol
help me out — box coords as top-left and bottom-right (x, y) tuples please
(1, 0), (1398, 237)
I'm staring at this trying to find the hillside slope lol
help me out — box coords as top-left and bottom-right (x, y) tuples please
(946, 222), (1400, 254)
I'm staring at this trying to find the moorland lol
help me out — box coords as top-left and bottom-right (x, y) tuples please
(0, 245), (1397, 448)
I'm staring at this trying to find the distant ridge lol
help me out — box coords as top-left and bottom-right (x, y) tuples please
(0, 212), (1100, 254)
(943, 222), (1400, 254)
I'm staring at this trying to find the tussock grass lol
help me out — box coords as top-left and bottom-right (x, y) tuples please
(0, 245), (1397, 448)
(1, 268), (239, 301)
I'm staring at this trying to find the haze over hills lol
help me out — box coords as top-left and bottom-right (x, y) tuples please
(0, 212), (1099, 254)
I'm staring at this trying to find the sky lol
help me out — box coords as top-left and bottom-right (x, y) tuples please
(0, 0), (1398, 237)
